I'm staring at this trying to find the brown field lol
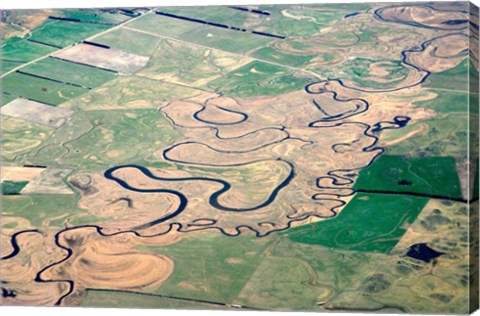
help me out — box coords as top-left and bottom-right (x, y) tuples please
(376, 4), (467, 30)
(53, 43), (150, 74)
(1, 3), (475, 312)
(1, 166), (45, 182)
(1, 228), (67, 306)
(21, 168), (74, 194)
(51, 228), (174, 290)
(1, 98), (74, 128)
(407, 33), (468, 73)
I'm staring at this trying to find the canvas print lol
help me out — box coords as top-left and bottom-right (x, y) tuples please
(0, 1), (479, 313)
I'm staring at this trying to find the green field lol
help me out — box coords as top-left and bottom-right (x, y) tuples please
(251, 46), (316, 67)
(28, 109), (182, 170)
(139, 39), (247, 86)
(415, 90), (468, 113)
(58, 9), (128, 24)
(2, 194), (86, 227)
(2, 72), (89, 105)
(1, 37), (58, 72)
(274, 7), (345, 37)
(81, 289), (225, 309)
(142, 232), (273, 303)
(2, 93), (16, 106)
(22, 57), (117, 88)
(29, 19), (111, 48)
(92, 28), (162, 56)
(284, 193), (428, 253)
(2, 116), (54, 161)
(62, 76), (203, 111)
(354, 155), (463, 200)
(382, 113), (469, 160)
(1, 181), (29, 195)
(424, 59), (469, 91)
(159, 5), (349, 38)
(157, 6), (251, 27)
(2, 60), (24, 73)
(0, 5), (474, 313)
(206, 61), (313, 97)
(179, 25), (274, 54)
(127, 14), (199, 38)
(339, 58), (410, 89)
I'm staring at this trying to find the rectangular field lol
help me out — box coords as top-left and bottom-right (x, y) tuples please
(284, 193), (429, 253)
(1, 37), (58, 72)
(353, 155), (464, 200)
(2, 72), (90, 105)
(21, 57), (117, 88)
(1, 98), (74, 127)
(52, 43), (150, 74)
(28, 19), (111, 48)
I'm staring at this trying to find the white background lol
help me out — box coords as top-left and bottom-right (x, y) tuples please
(1, 0), (479, 315)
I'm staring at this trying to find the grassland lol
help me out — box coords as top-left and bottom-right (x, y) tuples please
(414, 90), (468, 113)
(57, 9), (128, 24)
(81, 289), (225, 309)
(62, 76), (205, 111)
(2, 93), (17, 106)
(274, 7), (345, 37)
(22, 57), (117, 88)
(27, 109), (182, 171)
(382, 113), (469, 160)
(127, 14), (199, 38)
(318, 57), (411, 89)
(353, 155), (463, 200)
(251, 46), (316, 68)
(138, 39), (249, 86)
(424, 59), (469, 91)
(141, 232), (273, 303)
(2, 72), (89, 105)
(237, 232), (468, 313)
(206, 61), (314, 97)
(92, 28), (162, 56)
(156, 6), (252, 27)
(1, 37), (57, 72)
(2, 61), (24, 73)
(2, 194), (86, 227)
(1, 4), (474, 313)
(158, 5), (347, 38)
(128, 8), (276, 53)
(179, 25), (274, 54)
(284, 193), (428, 253)
(1, 116), (54, 161)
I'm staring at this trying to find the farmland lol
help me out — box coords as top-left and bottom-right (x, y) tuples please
(0, 3), (477, 314)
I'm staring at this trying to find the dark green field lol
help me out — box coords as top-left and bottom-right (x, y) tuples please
(284, 193), (429, 253)
(29, 19), (110, 48)
(22, 57), (117, 88)
(353, 155), (463, 200)
(1, 180), (29, 195)
(0, 4), (475, 313)
(1, 38), (58, 73)
(424, 59), (469, 91)
(2, 72), (90, 105)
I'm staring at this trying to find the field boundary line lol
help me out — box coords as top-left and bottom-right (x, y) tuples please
(1, 9), (158, 79)
(122, 25), (324, 80)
